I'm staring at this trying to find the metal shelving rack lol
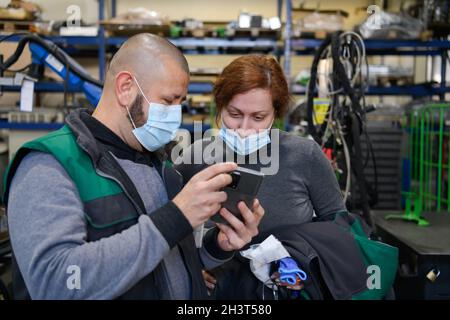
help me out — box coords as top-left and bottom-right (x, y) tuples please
(3, 0), (450, 96)
(0, 0), (283, 131)
(2, 0), (450, 130)
(283, 0), (450, 101)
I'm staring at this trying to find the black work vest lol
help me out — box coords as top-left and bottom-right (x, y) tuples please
(3, 125), (208, 300)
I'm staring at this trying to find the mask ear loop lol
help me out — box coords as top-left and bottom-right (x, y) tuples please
(269, 117), (275, 129)
(126, 105), (137, 130)
(126, 75), (146, 130)
(133, 76), (152, 105)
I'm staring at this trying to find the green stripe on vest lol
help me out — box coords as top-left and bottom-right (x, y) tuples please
(3, 125), (134, 230)
(4, 125), (137, 229)
(12, 125), (122, 202)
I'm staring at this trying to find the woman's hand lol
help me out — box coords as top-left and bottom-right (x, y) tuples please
(202, 270), (217, 294)
(215, 199), (265, 251)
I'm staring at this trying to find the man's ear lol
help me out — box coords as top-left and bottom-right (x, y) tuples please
(115, 71), (135, 108)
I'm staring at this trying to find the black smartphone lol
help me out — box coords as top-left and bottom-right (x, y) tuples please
(211, 166), (264, 224)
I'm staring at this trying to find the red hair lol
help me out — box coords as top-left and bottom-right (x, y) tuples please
(213, 54), (290, 121)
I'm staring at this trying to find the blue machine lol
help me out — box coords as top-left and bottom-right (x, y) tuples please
(1, 34), (103, 107)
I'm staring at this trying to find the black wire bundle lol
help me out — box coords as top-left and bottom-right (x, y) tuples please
(306, 31), (377, 227)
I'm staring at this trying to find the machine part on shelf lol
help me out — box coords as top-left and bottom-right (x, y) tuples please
(291, 1), (347, 38)
(407, 0), (450, 37)
(125, 7), (168, 23)
(0, 0), (41, 21)
(105, 7), (169, 26)
(358, 8), (424, 39)
(226, 11), (281, 39)
(7, 108), (65, 124)
(363, 64), (414, 86)
(293, 12), (344, 39)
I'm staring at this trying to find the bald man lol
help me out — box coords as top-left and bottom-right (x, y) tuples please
(3, 34), (264, 300)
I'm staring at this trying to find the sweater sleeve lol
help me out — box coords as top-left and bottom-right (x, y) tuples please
(306, 141), (347, 219)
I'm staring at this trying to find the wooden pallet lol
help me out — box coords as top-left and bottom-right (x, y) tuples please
(179, 28), (218, 38)
(0, 19), (34, 32)
(427, 22), (450, 39)
(0, 20), (52, 35)
(376, 75), (414, 87)
(292, 30), (337, 39)
(225, 28), (280, 39)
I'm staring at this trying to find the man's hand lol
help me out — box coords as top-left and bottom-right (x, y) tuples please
(215, 199), (265, 251)
(173, 162), (237, 229)
(202, 270), (217, 293)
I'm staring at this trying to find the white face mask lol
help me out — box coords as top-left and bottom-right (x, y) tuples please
(126, 77), (182, 151)
(219, 119), (273, 155)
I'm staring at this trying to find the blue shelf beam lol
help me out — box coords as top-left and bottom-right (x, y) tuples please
(284, 0), (292, 86)
(5, 82), (450, 97)
(0, 121), (210, 132)
(1, 82), (214, 94)
(292, 84), (450, 97)
(4, 34), (450, 56)
(1, 34), (101, 45)
(111, 0), (117, 18)
(291, 38), (450, 50)
(292, 39), (450, 58)
(188, 82), (214, 94)
(2, 82), (83, 93)
(0, 122), (64, 131)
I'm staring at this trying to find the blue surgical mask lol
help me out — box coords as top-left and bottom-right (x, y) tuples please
(126, 77), (182, 151)
(219, 121), (272, 155)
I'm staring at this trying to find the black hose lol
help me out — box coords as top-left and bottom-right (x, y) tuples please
(330, 33), (363, 118)
(0, 33), (103, 88)
(350, 113), (373, 227)
(306, 35), (332, 143)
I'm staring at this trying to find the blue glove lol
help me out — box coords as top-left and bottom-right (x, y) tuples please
(278, 257), (307, 285)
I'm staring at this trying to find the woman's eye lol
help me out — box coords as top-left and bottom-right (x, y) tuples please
(254, 116), (264, 121)
(229, 113), (240, 118)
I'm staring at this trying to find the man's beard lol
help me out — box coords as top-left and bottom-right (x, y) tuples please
(129, 93), (146, 127)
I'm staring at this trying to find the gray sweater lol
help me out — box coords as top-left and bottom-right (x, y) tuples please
(7, 151), (228, 299)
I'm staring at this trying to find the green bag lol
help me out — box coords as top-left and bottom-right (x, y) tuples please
(336, 213), (399, 300)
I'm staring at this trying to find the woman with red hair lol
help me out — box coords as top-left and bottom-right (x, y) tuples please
(175, 54), (347, 299)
